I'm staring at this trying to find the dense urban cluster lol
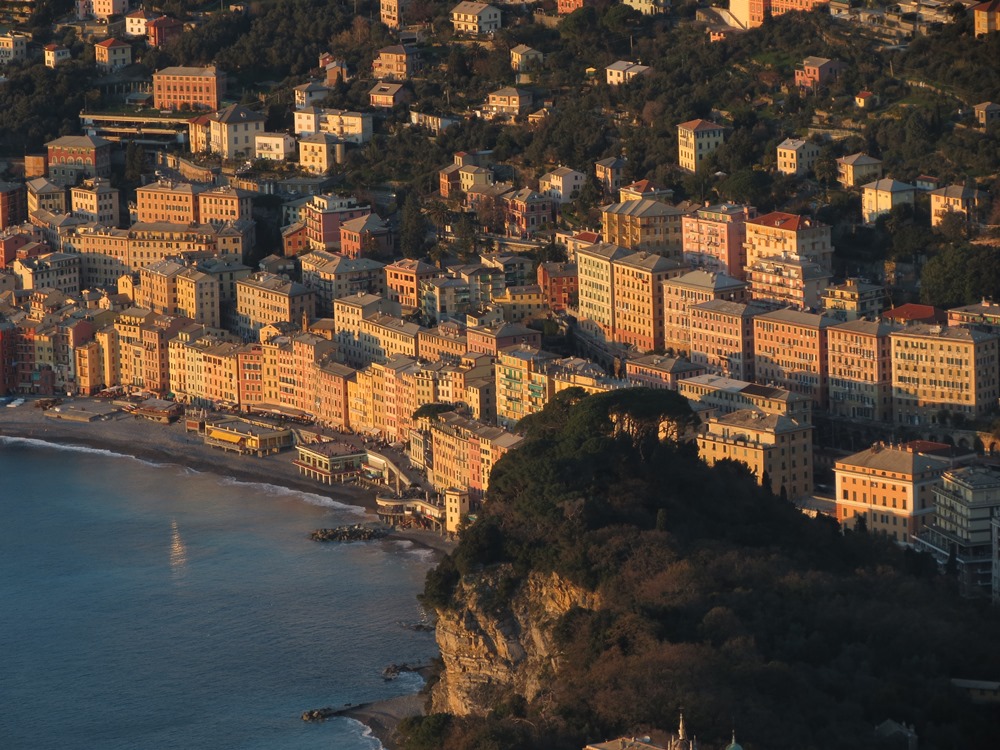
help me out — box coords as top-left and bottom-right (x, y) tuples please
(1, 0), (1000, 744)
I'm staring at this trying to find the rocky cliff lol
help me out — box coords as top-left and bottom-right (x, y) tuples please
(430, 566), (601, 716)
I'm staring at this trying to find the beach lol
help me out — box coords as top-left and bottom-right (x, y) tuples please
(0, 397), (449, 749)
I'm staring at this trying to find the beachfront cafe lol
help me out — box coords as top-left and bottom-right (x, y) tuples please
(294, 441), (366, 484)
(202, 418), (293, 456)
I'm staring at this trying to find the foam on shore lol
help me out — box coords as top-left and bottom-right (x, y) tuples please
(0, 434), (166, 468)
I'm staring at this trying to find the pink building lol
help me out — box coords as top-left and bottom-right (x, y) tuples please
(300, 194), (371, 252)
(681, 203), (756, 278)
(688, 299), (769, 381)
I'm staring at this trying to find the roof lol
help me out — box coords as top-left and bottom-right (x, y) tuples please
(837, 442), (951, 476)
(889, 322), (998, 343)
(928, 184), (987, 199)
(802, 55), (833, 67)
(510, 44), (538, 54)
(882, 303), (945, 323)
(452, 1), (494, 13)
(211, 104), (266, 124)
(689, 299), (765, 317)
(862, 178), (916, 192)
(756, 307), (832, 328)
(837, 152), (882, 166)
(154, 66), (221, 78)
(828, 318), (898, 336)
(677, 118), (723, 132)
(748, 211), (824, 231)
(974, 101), (1000, 111)
(46, 135), (111, 149)
(777, 137), (811, 150)
(95, 38), (130, 48)
(602, 198), (682, 217)
(666, 269), (747, 292)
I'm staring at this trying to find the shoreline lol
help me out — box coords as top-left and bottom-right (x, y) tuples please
(0, 399), (445, 749)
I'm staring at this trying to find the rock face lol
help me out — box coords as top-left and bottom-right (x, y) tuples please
(430, 566), (600, 716)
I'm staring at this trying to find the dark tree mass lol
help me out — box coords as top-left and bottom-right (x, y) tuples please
(411, 390), (1000, 750)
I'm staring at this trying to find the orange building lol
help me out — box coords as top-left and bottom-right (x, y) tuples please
(613, 251), (681, 352)
(834, 442), (951, 542)
(698, 409), (814, 499)
(152, 66), (225, 111)
(753, 308), (832, 408)
(385, 258), (441, 312)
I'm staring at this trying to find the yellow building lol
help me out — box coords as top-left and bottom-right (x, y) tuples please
(70, 177), (119, 226)
(576, 242), (631, 343)
(820, 278), (885, 322)
(836, 153), (883, 188)
(697, 409), (813, 499)
(928, 184), (989, 228)
(890, 324), (1000, 427)
(601, 198), (686, 257)
(834, 441), (951, 542)
(677, 119), (725, 173)
(299, 133), (342, 175)
(973, 0), (1000, 36)
(861, 178), (916, 225)
(776, 137), (819, 177)
(743, 212), (833, 274)
(679, 373), (812, 423)
(208, 104), (266, 160)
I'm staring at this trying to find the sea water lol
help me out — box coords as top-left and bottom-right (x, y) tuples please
(0, 437), (438, 750)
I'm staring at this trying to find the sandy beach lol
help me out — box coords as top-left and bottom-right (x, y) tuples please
(0, 396), (448, 747)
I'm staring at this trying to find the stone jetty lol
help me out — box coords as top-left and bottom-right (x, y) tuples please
(309, 524), (388, 542)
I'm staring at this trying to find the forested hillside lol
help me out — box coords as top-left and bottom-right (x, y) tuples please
(407, 389), (1000, 750)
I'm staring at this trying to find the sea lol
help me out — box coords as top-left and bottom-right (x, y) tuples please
(0, 436), (439, 750)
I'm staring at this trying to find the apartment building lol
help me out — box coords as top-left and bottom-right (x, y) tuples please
(135, 181), (200, 224)
(576, 242), (633, 342)
(45, 135), (112, 185)
(295, 194), (370, 253)
(0, 32), (28, 63)
(420, 411), (523, 500)
(677, 119), (725, 173)
(152, 66), (225, 111)
(624, 354), (706, 390)
(928, 184), (990, 228)
(234, 272), (316, 342)
(698, 409), (814, 499)
(662, 270), (749, 355)
(794, 56), (846, 91)
(380, 0), (410, 27)
(385, 258), (441, 312)
(299, 251), (385, 314)
(836, 153), (883, 188)
(208, 105), (266, 160)
(610, 251), (677, 352)
(94, 38), (132, 72)
(255, 132), (297, 161)
(70, 178), (120, 226)
(27, 177), (67, 216)
(688, 299), (768, 381)
(536, 261), (578, 313)
(450, 1), (501, 34)
(776, 138), (820, 177)
(821, 279), (885, 322)
(539, 166), (586, 204)
(594, 156), (627, 195)
(495, 345), (558, 427)
(0, 182), (27, 230)
(753, 308), (832, 408)
(11, 253), (81, 294)
(947, 299), (1000, 333)
(681, 203), (756, 278)
(746, 255), (831, 310)
(890, 324), (1000, 426)
(834, 441), (951, 541)
(743, 212), (833, 273)
(916, 466), (1000, 596)
(861, 178), (917, 224)
(827, 318), (898, 422)
(601, 198), (686, 257)
(372, 45), (420, 80)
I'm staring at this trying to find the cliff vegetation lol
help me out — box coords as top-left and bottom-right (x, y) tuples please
(406, 389), (1000, 750)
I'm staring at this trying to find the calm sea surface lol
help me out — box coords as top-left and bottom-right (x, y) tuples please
(0, 437), (438, 750)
